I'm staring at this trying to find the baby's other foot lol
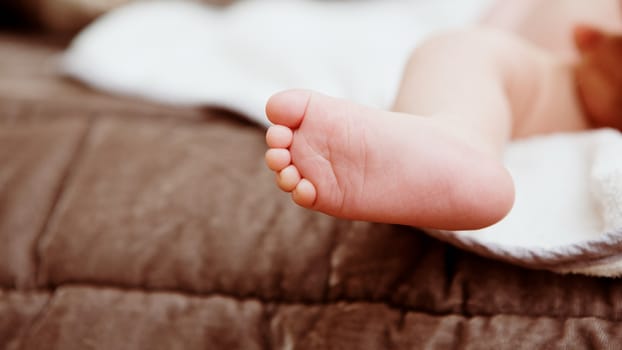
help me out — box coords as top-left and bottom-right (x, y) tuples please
(265, 90), (514, 230)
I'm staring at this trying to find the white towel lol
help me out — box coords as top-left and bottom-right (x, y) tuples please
(62, 0), (493, 125)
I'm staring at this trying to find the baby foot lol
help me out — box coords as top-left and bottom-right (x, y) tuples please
(265, 90), (515, 230)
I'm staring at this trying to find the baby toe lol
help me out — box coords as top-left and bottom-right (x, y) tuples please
(277, 165), (301, 192)
(266, 125), (293, 148)
(265, 148), (292, 171)
(266, 89), (312, 128)
(292, 179), (317, 208)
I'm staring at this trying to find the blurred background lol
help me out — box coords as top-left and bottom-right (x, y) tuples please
(0, 0), (233, 33)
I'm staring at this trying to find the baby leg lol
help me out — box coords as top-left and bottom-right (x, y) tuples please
(265, 28), (554, 230)
(393, 28), (551, 154)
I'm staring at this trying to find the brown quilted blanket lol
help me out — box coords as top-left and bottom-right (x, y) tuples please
(2, 31), (622, 350)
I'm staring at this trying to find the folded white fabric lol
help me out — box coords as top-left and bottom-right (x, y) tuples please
(62, 0), (493, 126)
(427, 129), (622, 277)
(61, 0), (622, 276)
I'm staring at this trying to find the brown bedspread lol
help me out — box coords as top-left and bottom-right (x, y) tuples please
(2, 31), (622, 350)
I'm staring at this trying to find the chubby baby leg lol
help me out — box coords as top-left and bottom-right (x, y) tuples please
(265, 28), (578, 230)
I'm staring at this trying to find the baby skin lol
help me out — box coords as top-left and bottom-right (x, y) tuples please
(264, 26), (615, 230)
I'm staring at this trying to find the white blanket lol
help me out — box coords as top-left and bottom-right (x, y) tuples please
(62, 0), (493, 126)
(62, 0), (622, 276)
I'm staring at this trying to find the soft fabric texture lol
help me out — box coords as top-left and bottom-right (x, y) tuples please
(429, 129), (622, 275)
(61, 0), (622, 276)
(62, 0), (494, 126)
(6, 31), (622, 348)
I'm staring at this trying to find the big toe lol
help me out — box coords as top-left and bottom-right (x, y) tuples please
(266, 89), (312, 128)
